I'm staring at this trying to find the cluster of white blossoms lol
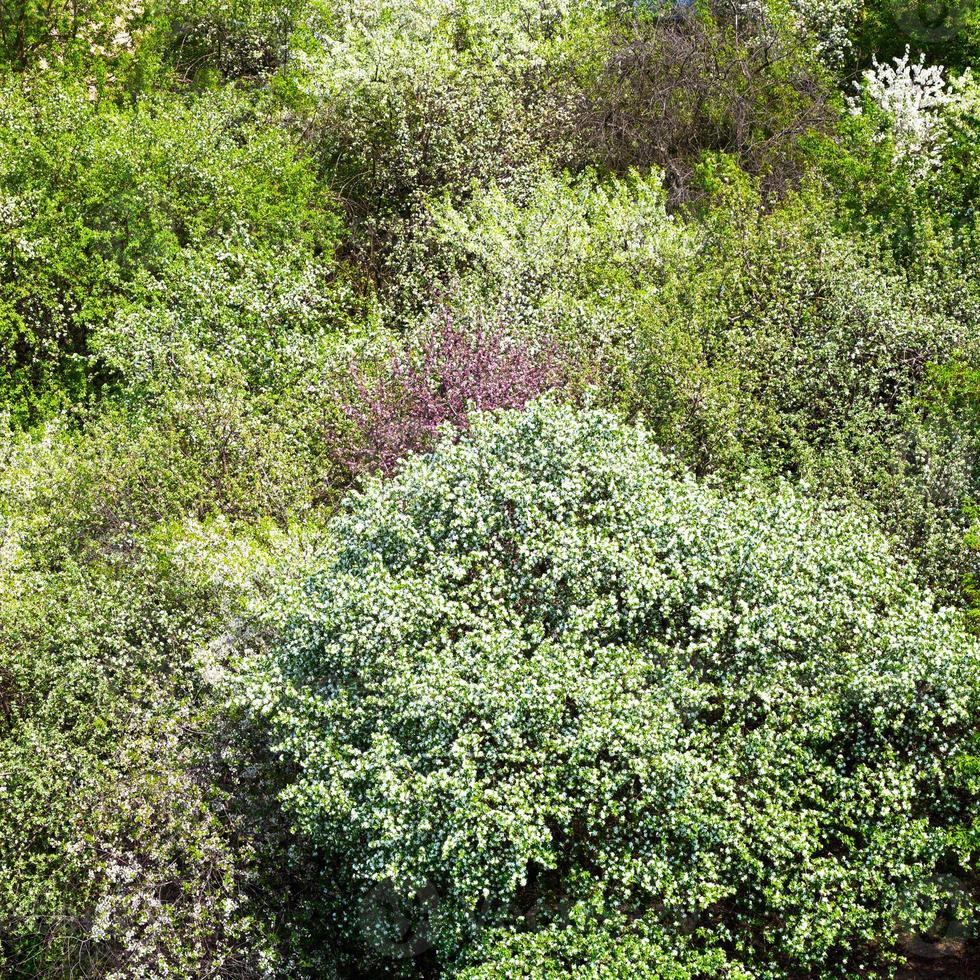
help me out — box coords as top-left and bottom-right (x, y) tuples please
(789, 0), (862, 67)
(852, 46), (955, 175)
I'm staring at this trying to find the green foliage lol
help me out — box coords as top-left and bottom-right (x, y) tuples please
(458, 911), (752, 979)
(0, 0), (134, 70)
(0, 79), (341, 421)
(98, 240), (356, 391)
(0, 0), (321, 85)
(0, 408), (341, 976)
(244, 400), (980, 978)
(148, 0), (326, 85)
(850, 2), (980, 73)
(300, 0), (609, 275)
(384, 167), (686, 363)
(917, 360), (980, 621)
(395, 162), (975, 600)
(5, 1), (980, 976)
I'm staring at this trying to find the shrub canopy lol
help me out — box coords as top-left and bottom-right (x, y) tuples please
(250, 400), (980, 977)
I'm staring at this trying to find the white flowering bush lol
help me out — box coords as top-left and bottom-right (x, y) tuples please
(788, 0), (862, 67)
(152, 0), (315, 80)
(245, 399), (980, 977)
(851, 47), (955, 176)
(392, 170), (971, 595)
(96, 239), (358, 390)
(300, 0), (609, 269)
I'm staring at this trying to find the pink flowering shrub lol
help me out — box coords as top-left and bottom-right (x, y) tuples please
(340, 316), (565, 476)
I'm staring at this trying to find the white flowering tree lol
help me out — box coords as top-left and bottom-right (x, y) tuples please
(788, 0), (862, 67)
(244, 399), (980, 978)
(851, 47), (955, 176)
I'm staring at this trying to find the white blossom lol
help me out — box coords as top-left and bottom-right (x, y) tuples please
(852, 47), (954, 176)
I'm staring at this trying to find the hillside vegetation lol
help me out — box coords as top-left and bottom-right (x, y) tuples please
(4, 1), (980, 977)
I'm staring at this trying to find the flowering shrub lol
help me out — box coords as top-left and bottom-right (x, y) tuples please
(385, 169), (689, 368)
(302, 0), (606, 273)
(244, 399), (980, 977)
(394, 168), (973, 604)
(153, 0), (317, 81)
(338, 316), (564, 476)
(0, 417), (337, 978)
(788, 0), (863, 67)
(850, 47), (954, 175)
(0, 80), (342, 422)
(97, 239), (357, 392)
(0, 0), (138, 69)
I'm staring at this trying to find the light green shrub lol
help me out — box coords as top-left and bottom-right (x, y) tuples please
(386, 167), (687, 335)
(0, 0), (139, 70)
(301, 0), (610, 271)
(0, 412), (338, 977)
(97, 238), (362, 390)
(0, 79), (342, 421)
(91, 239), (386, 511)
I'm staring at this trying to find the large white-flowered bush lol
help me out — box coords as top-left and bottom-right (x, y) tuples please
(245, 400), (980, 977)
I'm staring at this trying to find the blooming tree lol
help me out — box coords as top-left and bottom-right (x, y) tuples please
(852, 46), (954, 175)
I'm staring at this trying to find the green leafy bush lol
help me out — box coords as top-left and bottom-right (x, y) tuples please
(383, 168), (687, 369)
(299, 0), (610, 274)
(0, 0), (137, 70)
(244, 399), (980, 978)
(150, 0), (319, 83)
(0, 79), (341, 421)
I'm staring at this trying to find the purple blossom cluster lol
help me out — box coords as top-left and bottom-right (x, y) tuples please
(340, 315), (565, 476)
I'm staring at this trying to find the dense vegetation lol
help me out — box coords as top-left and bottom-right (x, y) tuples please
(5, 1), (980, 976)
